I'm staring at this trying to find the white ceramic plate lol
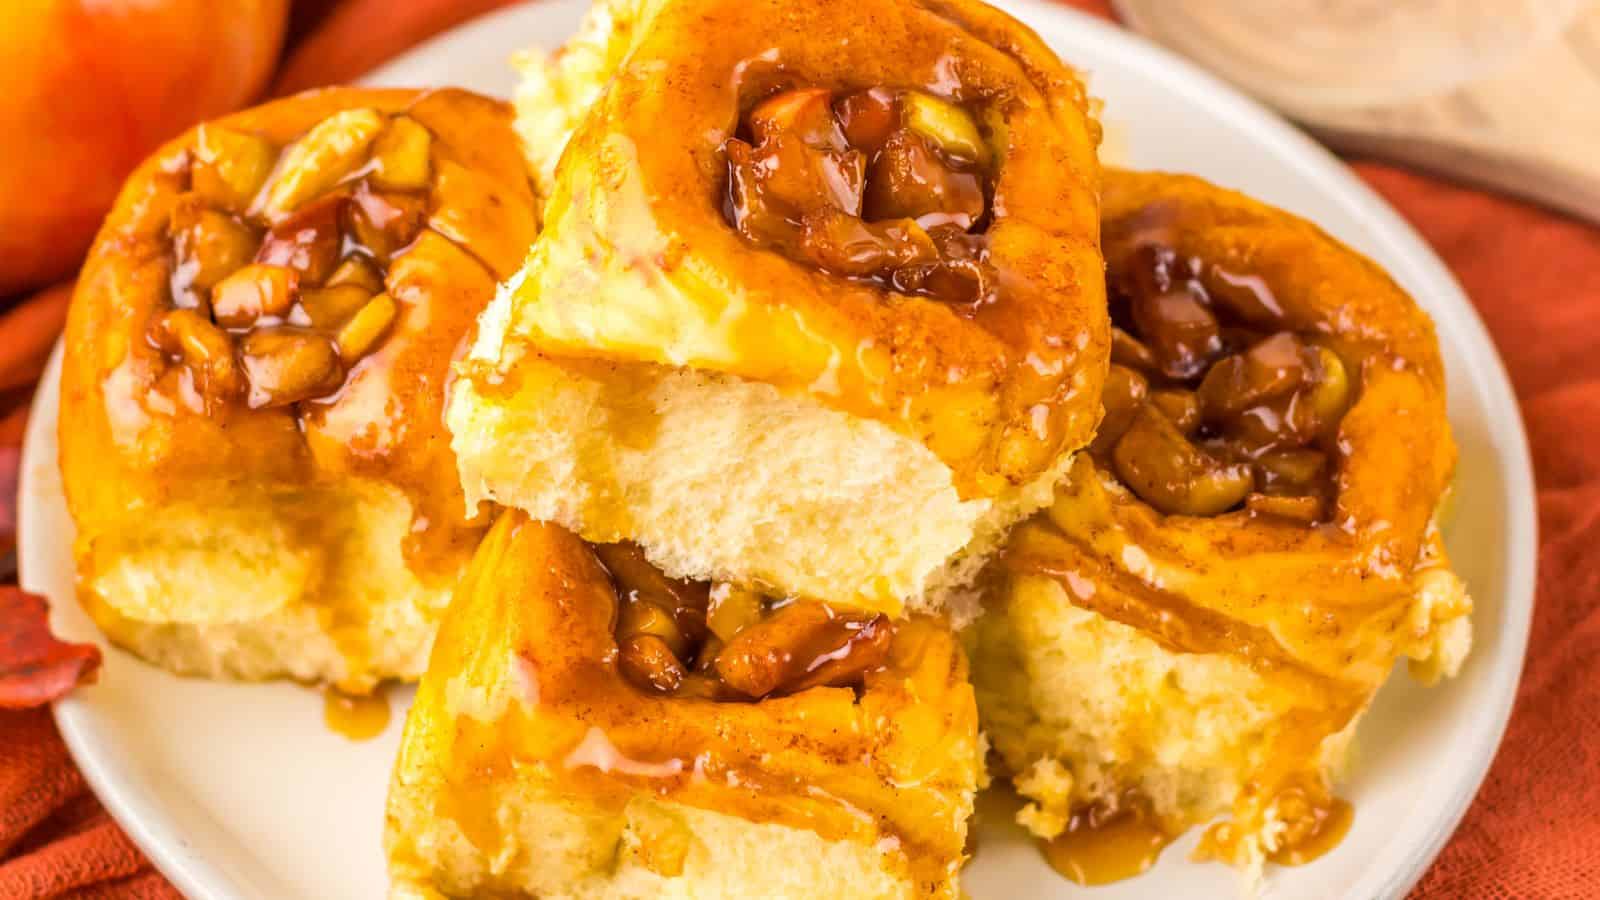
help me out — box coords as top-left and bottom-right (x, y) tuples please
(21, 1), (1536, 898)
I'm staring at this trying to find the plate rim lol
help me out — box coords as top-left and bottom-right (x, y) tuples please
(25, 2), (1537, 899)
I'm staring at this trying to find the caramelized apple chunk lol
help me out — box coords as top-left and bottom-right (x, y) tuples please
(1112, 407), (1253, 516)
(368, 116), (432, 191)
(260, 107), (385, 220)
(169, 198), (260, 296)
(600, 543), (895, 701)
(724, 86), (997, 308)
(191, 124), (276, 214)
(148, 308), (241, 397)
(619, 634), (687, 695)
(714, 600), (892, 698)
(238, 328), (343, 408)
(1096, 240), (1358, 520)
(152, 105), (456, 410)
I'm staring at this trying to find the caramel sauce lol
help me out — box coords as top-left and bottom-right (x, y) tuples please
(597, 540), (894, 701)
(1041, 798), (1177, 886)
(1268, 794), (1353, 866)
(323, 687), (390, 740)
(723, 87), (997, 311)
(80, 88), (538, 590)
(1095, 228), (1355, 521)
(1038, 788), (1351, 885)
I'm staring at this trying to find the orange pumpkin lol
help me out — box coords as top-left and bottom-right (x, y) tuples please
(0, 0), (290, 295)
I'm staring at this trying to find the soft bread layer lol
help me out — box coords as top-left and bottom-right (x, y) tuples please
(972, 577), (1335, 830)
(511, 0), (645, 195)
(79, 482), (458, 693)
(970, 554), (1470, 877)
(387, 778), (913, 900)
(448, 351), (1070, 616)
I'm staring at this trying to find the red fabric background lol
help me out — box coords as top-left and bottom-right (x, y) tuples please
(1, 0), (1594, 897)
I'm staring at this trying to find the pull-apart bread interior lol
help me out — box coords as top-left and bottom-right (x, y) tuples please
(58, 87), (540, 692)
(450, 0), (1108, 615)
(970, 170), (1471, 881)
(386, 511), (980, 899)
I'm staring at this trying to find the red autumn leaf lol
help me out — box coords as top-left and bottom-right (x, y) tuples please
(0, 587), (101, 709)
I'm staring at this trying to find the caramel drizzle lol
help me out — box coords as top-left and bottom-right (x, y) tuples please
(1041, 794), (1179, 886)
(442, 666), (966, 897)
(1002, 520), (1366, 711)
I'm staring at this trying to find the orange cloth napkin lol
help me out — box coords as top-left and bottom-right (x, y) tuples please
(0, 1), (1594, 897)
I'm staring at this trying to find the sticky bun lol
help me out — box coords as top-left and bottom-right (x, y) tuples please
(386, 512), (979, 899)
(449, 0), (1107, 616)
(58, 87), (539, 693)
(968, 170), (1471, 881)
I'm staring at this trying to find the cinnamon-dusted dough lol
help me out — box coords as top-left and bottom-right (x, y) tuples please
(452, 0), (1107, 614)
(386, 511), (980, 899)
(971, 170), (1470, 879)
(60, 87), (540, 692)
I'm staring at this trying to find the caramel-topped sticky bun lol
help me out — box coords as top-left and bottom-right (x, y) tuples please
(386, 513), (979, 899)
(970, 169), (1471, 884)
(450, 0), (1107, 614)
(60, 87), (538, 693)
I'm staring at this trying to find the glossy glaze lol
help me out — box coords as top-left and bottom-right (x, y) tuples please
(479, 0), (1108, 499)
(1040, 794), (1178, 886)
(987, 170), (1466, 880)
(323, 687), (391, 741)
(60, 87), (539, 584)
(400, 513), (980, 897)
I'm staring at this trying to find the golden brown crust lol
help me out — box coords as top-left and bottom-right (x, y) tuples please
(1003, 169), (1457, 686)
(491, 0), (1108, 498)
(60, 87), (540, 580)
(411, 511), (980, 895)
(983, 169), (1467, 869)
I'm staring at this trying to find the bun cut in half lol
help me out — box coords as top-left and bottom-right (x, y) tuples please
(450, 0), (1108, 617)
